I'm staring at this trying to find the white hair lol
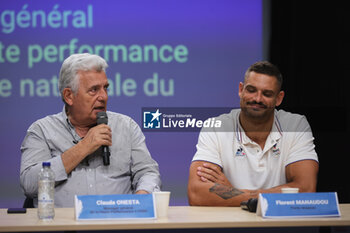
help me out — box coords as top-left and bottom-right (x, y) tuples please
(58, 53), (108, 101)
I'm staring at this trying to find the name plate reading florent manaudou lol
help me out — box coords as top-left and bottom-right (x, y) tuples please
(257, 192), (340, 218)
(74, 194), (156, 220)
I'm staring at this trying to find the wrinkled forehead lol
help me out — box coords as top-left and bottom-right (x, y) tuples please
(77, 70), (108, 85)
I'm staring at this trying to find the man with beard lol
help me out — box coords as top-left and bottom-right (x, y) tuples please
(20, 53), (161, 207)
(188, 61), (318, 206)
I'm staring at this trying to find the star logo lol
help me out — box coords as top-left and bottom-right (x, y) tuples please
(143, 109), (162, 129)
(150, 109), (162, 123)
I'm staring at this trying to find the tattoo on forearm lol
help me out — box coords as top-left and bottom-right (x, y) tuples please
(209, 183), (244, 200)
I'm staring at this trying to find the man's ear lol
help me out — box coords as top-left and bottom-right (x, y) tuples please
(62, 88), (74, 106)
(238, 82), (244, 98)
(275, 90), (285, 107)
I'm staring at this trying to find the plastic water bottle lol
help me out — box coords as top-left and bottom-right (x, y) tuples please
(38, 162), (55, 220)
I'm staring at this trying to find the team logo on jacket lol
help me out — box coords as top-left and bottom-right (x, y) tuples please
(272, 143), (281, 156)
(235, 147), (246, 157)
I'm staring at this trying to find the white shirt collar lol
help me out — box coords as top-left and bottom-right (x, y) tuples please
(235, 109), (283, 145)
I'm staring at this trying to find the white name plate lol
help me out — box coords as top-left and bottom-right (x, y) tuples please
(257, 192), (340, 218)
(74, 194), (156, 220)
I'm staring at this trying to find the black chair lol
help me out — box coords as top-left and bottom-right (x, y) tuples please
(23, 197), (34, 208)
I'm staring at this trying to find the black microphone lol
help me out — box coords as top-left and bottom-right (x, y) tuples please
(240, 198), (258, 212)
(96, 111), (110, 166)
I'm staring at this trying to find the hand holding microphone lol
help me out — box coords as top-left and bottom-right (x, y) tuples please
(97, 111), (110, 166)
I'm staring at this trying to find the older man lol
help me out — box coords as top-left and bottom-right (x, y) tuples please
(20, 53), (161, 207)
(188, 61), (318, 206)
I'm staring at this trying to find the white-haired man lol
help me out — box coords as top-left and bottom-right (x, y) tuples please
(20, 53), (161, 207)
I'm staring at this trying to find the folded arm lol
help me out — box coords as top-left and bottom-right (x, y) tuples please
(188, 159), (319, 206)
(188, 161), (257, 206)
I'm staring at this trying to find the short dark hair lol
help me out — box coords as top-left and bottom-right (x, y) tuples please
(244, 61), (283, 90)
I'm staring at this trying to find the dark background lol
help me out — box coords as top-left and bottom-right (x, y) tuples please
(268, 1), (349, 202)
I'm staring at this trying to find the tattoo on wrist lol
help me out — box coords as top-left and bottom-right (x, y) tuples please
(209, 183), (244, 200)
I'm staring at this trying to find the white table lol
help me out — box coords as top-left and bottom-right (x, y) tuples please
(1, 205), (350, 232)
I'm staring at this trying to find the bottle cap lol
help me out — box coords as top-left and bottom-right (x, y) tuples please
(42, 162), (51, 167)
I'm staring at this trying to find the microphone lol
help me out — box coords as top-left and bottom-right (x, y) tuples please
(240, 198), (258, 212)
(96, 111), (110, 166)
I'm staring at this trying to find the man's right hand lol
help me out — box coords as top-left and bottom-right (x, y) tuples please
(81, 124), (112, 155)
(61, 124), (112, 174)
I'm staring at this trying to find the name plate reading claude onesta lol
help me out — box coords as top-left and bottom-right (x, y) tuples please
(74, 194), (156, 220)
(257, 192), (340, 218)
